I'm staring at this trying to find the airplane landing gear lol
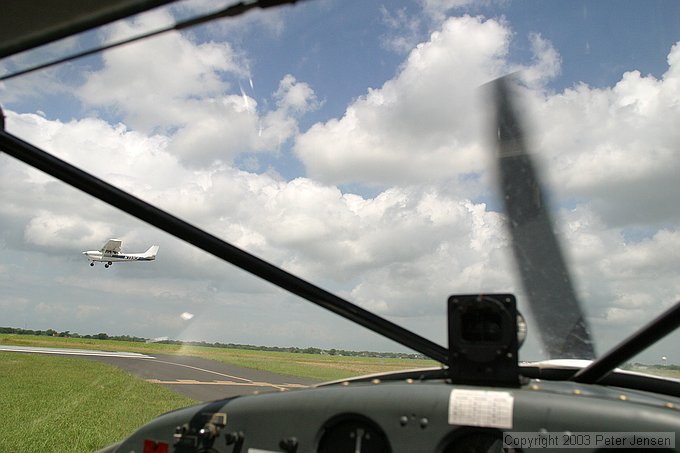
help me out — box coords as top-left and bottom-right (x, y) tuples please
(105, 263), (110, 268)
(90, 262), (94, 267)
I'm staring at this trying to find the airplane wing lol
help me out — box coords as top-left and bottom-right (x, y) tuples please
(0, 0), (179, 59)
(100, 239), (122, 254)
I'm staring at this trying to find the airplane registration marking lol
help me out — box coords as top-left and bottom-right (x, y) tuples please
(448, 389), (514, 429)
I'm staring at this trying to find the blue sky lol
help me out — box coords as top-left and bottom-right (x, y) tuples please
(1, 0), (679, 363)
(497, 1), (680, 88)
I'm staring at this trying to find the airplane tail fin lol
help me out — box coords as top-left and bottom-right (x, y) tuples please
(143, 245), (159, 259)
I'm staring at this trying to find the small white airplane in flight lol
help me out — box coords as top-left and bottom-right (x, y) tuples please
(82, 239), (159, 268)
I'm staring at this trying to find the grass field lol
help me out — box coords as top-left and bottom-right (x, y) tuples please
(1, 335), (677, 453)
(0, 335), (438, 452)
(0, 334), (439, 381)
(628, 366), (680, 379)
(0, 352), (195, 453)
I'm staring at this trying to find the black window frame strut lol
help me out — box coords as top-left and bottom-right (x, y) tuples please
(0, 122), (450, 365)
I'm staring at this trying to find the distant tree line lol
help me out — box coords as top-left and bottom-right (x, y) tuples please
(622, 362), (680, 371)
(0, 326), (426, 359)
(154, 339), (426, 359)
(1, 327), (151, 342)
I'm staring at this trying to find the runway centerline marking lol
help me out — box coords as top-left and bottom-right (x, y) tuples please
(0, 346), (308, 391)
(0, 345), (154, 358)
(149, 359), (296, 390)
(146, 379), (308, 389)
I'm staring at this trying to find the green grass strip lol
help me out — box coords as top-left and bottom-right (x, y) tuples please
(0, 352), (195, 453)
(169, 346), (439, 381)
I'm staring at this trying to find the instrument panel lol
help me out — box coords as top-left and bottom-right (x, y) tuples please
(107, 378), (680, 453)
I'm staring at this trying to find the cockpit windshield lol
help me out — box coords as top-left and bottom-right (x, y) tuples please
(1, 3), (679, 446)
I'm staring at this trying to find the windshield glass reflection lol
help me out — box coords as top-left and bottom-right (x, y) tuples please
(1, 0), (678, 384)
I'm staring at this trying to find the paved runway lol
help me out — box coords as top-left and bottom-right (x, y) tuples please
(0, 344), (154, 358)
(0, 345), (318, 401)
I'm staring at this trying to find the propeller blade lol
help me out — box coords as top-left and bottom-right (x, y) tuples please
(490, 76), (595, 359)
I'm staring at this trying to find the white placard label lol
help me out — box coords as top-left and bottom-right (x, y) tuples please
(448, 389), (514, 429)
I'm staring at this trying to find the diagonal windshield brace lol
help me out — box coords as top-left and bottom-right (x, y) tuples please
(572, 300), (680, 384)
(1, 0), (307, 82)
(0, 126), (449, 365)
